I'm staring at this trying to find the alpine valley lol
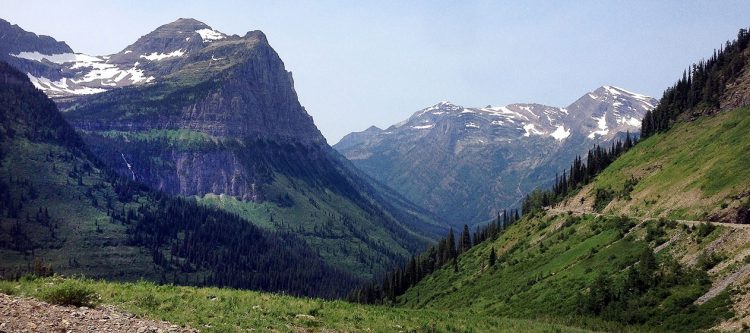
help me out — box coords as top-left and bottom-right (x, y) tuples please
(1, 11), (750, 333)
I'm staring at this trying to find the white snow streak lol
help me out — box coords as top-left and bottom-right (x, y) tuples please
(120, 153), (136, 181)
(140, 49), (185, 61)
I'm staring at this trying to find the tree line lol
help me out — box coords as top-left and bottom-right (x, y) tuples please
(641, 28), (750, 137)
(348, 209), (520, 304)
(522, 132), (636, 214)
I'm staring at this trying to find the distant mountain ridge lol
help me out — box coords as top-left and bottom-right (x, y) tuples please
(335, 86), (657, 226)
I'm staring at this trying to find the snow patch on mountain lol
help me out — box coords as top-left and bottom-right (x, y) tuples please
(73, 62), (154, 85)
(13, 50), (155, 91)
(523, 123), (544, 137)
(196, 28), (226, 42)
(140, 49), (185, 61)
(616, 116), (641, 127)
(412, 124), (434, 129)
(27, 74), (106, 95)
(588, 115), (609, 138)
(602, 85), (656, 108)
(11, 51), (100, 65)
(485, 105), (530, 120)
(550, 125), (570, 141)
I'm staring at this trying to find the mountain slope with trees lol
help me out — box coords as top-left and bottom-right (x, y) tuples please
(0, 61), (360, 298)
(349, 27), (750, 332)
(0, 17), (448, 280)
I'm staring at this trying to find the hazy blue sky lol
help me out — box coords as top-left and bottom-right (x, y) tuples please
(4, 1), (750, 143)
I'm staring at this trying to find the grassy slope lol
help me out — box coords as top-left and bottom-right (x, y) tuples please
(0, 276), (596, 333)
(199, 173), (424, 279)
(395, 108), (750, 332)
(553, 106), (750, 330)
(397, 213), (734, 332)
(565, 106), (750, 221)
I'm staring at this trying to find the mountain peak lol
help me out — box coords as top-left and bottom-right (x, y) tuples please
(426, 100), (463, 111)
(108, 18), (227, 65)
(593, 85), (655, 102)
(0, 18), (73, 55)
(364, 125), (383, 132)
(407, 101), (463, 120)
(436, 100), (458, 106)
(161, 17), (212, 31)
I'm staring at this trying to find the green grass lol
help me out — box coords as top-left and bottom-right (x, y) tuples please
(92, 129), (220, 151)
(396, 213), (731, 332)
(0, 276), (597, 333)
(582, 107), (750, 219)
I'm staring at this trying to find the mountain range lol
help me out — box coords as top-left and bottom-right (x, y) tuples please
(1, 12), (750, 333)
(335, 86), (657, 226)
(0, 18), (447, 284)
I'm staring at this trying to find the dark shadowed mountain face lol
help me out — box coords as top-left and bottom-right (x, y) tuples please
(335, 86), (657, 226)
(1, 17), (447, 279)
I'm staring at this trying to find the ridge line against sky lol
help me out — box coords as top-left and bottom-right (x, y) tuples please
(3, 0), (750, 143)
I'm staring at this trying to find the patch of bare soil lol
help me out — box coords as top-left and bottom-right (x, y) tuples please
(0, 293), (198, 333)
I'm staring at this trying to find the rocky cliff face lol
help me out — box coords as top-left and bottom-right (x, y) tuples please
(67, 30), (325, 145)
(335, 86), (657, 226)
(61, 21), (328, 199)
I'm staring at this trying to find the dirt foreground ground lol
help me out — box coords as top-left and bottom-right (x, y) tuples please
(0, 293), (198, 333)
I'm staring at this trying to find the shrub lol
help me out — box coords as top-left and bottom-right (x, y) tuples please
(696, 222), (716, 238)
(697, 252), (725, 271)
(593, 188), (615, 212)
(41, 280), (99, 307)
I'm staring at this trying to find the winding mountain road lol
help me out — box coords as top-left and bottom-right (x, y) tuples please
(545, 207), (750, 230)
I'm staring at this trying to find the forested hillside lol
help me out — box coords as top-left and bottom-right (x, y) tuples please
(51, 18), (445, 279)
(0, 61), (358, 298)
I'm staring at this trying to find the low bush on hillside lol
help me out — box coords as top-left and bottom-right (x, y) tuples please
(41, 279), (100, 307)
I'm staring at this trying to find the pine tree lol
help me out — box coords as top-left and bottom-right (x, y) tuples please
(459, 224), (472, 253)
(447, 228), (457, 259)
(489, 247), (497, 267)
